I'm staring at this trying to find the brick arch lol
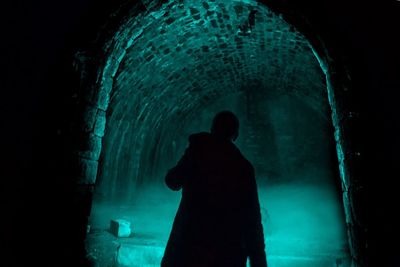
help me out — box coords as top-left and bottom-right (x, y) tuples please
(72, 0), (364, 265)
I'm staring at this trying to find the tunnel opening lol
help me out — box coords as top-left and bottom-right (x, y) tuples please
(73, 0), (357, 266)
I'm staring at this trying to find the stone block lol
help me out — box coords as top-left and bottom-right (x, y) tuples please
(81, 104), (98, 132)
(78, 133), (103, 160)
(76, 157), (99, 185)
(110, 219), (132, 238)
(94, 110), (107, 137)
(141, 0), (162, 11)
(98, 88), (111, 111)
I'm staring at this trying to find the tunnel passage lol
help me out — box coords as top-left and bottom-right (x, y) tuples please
(95, 0), (332, 202)
(77, 0), (355, 266)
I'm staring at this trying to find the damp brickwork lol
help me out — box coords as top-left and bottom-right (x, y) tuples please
(96, 0), (327, 198)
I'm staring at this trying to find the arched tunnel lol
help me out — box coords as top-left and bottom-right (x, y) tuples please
(77, 0), (354, 266)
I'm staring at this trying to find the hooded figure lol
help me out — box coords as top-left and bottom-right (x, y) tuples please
(161, 111), (267, 267)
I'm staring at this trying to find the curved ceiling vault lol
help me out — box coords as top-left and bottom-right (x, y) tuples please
(95, 0), (328, 200)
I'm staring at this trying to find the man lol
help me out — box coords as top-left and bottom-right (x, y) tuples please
(161, 111), (267, 267)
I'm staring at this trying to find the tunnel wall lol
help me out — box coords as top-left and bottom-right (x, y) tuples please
(163, 88), (337, 185)
(70, 0), (366, 265)
(92, 0), (330, 201)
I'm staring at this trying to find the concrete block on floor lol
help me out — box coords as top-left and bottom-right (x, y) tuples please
(110, 219), (132, 238)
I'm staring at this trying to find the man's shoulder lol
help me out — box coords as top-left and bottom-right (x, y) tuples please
(188, 132), (211, 143)
(230, 145), (254, 170)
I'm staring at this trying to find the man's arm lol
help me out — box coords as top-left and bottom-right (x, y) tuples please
(165, 142), (194, 191)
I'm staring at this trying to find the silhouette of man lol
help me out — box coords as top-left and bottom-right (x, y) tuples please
(161, 111), (267, 267)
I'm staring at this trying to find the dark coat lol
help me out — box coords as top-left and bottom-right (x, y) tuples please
(161, 132), (267, 267)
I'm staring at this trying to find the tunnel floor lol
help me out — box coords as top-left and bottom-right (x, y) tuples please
(87, 181), (352, 267)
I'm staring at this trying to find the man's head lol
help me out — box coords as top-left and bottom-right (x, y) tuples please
(210, 110), (239, 141)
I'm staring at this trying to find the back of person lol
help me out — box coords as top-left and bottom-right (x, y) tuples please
(161, 111), (267, 267)
(185, 132), (250, 256)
